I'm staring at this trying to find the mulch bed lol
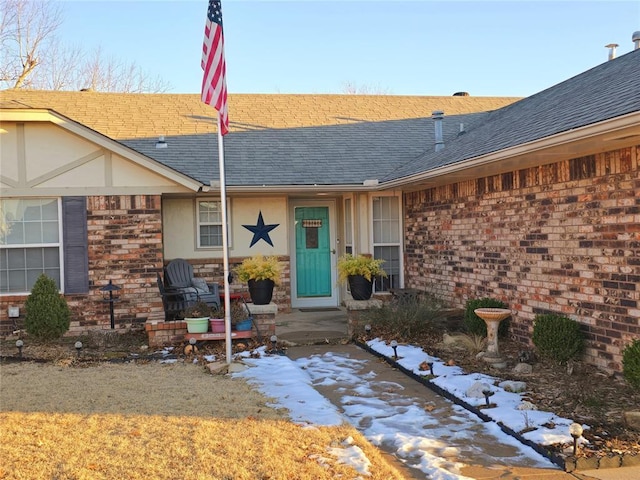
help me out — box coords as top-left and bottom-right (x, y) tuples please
(402, 331), (640, 460)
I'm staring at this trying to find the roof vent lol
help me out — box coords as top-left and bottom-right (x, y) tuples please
(432, 111), (444, 152)
(155, 136), (168, 149)
(633, 31), (640, 50)
(605, 43), (619, 60)
(452, 91), (469, 96)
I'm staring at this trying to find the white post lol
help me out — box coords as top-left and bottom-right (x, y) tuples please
(217, 114), (232, 364)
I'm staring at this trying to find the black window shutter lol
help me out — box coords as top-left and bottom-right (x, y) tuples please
(62, 197), (89, 294)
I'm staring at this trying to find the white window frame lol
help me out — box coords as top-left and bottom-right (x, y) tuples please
(195, 198), (232, 249)
(0, 197), (64, 295)
(369, 193), (403, 291)
(343, 196), (354, 256)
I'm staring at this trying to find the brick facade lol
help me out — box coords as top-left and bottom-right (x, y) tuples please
(404, 146), (640, 373)
(0, 195), (164, 335)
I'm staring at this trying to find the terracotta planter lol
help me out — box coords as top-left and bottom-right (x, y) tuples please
(248, 279), (274, 305)
(348, 275), (373, 300)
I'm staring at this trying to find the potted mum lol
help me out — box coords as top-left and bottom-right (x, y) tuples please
(234, 254), (282, 305)
(337, 254), (387, 300)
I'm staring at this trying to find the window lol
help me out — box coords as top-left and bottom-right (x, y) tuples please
(0, 198), (62, 293)
(197, 199), (230, 248)
(372, 195), (401, 291)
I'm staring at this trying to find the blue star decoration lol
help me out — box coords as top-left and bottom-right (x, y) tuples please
(243, 211), (279, 247)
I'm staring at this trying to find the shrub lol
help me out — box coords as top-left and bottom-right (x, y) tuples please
(24, 274), (71, 340)
(532, 314), (584, 364)
(622, 339), (640, 390)
(361, 294), (445, 339)
(234, 255), (282, 284)
(463, 298), (509, 338)
(337, 254), (386, 283)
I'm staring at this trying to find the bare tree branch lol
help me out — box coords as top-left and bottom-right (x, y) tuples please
(0, 0), (63, 88)
(1, 0), (172, 93)
(341, 81), (391, 95)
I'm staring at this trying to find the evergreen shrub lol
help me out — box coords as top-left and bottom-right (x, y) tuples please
(622, 339), (640, 390)
(463, 297), (509, 337)
(24, 274), (71, 340)
(532, 313), (583, 364)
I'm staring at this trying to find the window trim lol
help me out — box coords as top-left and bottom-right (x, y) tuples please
(0, 197), (64, 295)
(195, 198), (232, 249)
(343, 196), (354, 255)
(369, 193), (403, 291)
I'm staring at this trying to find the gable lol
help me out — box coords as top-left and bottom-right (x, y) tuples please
(0, 113), (202, 195)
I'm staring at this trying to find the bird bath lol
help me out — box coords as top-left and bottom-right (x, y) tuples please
(474, 308), (511, 369)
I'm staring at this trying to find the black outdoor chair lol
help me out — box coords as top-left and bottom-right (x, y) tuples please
(156, 273), (197, 321)
(164, 258), (221, 310)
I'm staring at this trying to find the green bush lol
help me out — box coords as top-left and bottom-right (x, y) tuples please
(463, 298), (509, 338)
(532, 314), (583, 364)
(24, 274), (71, 340)
(622, 339), (640, 390)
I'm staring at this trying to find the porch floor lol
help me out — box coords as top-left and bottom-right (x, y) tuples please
(276, 307), (349, 345)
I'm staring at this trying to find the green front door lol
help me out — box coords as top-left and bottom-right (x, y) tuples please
(294, 206), (332, 298)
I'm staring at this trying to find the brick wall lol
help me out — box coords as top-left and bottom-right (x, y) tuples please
(404, 146), (640, 373)
(0, 195), (164, 335)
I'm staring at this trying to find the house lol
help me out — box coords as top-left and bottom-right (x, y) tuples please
(1, 45), (638, 372)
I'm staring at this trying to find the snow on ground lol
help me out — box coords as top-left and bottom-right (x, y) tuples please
(234, 340), (582, 479)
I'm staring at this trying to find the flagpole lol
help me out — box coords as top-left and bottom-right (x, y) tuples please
(217, 114), (232, 364)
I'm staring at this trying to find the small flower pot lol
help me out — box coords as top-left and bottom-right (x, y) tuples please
(185, 317), (209, 333)
(209, 318), (225, 333)
(234, 317), (253, 331)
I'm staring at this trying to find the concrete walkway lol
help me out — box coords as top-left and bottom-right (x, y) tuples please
(275, 308), (640, 480)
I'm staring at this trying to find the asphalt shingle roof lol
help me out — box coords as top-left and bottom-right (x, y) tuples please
(383, 48), (640, 182)
(5, 47), (636, 189)
(1, 91), (517, 186)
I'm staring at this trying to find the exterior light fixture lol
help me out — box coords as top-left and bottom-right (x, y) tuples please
(100, 280), (121, 329)
(75, 341), (83, 357)
(270, 335), (278, 352)
(569, 422), (583, 456)
(16, 339), (23, 358)
(482, 388), (495, 407)
(390, 340), (398, 359)
(426, 361), (434, 376)
(364, 324), (371, 337)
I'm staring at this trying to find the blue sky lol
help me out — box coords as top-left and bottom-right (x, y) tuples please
(58, 1), (640, 97)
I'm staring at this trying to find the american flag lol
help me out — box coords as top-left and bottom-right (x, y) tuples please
(201, 0), (229, 135)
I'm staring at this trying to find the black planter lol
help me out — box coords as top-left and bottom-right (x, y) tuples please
(348, 275), (373, 300)
(248, 279), (275, 305)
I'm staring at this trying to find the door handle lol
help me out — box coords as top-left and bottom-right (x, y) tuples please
(331, 249), (336, 254)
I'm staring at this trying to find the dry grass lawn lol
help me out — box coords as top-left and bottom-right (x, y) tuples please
(0, 360), (406, 480)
